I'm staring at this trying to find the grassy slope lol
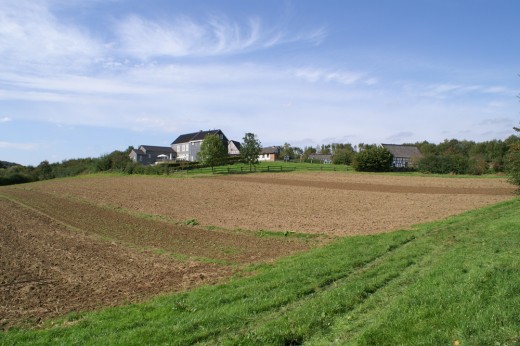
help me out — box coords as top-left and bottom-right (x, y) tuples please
(1, 199), (519, 345)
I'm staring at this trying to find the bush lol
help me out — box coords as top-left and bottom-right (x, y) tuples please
(416, 155), (469, 174)
(333, 148), (354, 165)
(0, 172), (33, 186)
(353, 146), (393, 172)
(505, 141), (520, 189)
(467, 156), (488, 175)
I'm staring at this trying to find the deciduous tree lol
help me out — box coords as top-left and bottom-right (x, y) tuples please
(198, 134), (228, 172)
(241, 132), (262, 171)
(506, 123), (520, 190)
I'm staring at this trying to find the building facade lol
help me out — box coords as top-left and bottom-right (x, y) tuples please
(171, 130), (229, 162)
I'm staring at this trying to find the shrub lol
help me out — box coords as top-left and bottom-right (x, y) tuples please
(353, 146), (393, 172)
(505, 141), (520, 189)
(416, 155), (469, 174)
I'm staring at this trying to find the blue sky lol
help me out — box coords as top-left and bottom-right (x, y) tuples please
(1, 0), (519, 166)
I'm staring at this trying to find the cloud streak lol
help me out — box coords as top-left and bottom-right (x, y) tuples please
(114, 15), (325, 59)
(0, 141), (36, 150)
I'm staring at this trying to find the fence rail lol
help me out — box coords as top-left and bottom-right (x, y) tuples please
(165, 164), (349, 175)
(208, 165), (344, 174)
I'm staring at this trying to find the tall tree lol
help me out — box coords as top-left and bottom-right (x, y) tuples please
(280, 143), (294, 160)
(198, 134), (228, 172)
(506, 123), (520, 190)
(241, 132), (262, 171)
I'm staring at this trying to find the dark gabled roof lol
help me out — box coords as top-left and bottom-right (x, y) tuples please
(171, 130), (225, 145)
(139, 145), (176, 154)
(381, 144), (422, 158)
(308, 154), (333, 160)
(230, 140), (241, 149)
(260, 146), (280, 154)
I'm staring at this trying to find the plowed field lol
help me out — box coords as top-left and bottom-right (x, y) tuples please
(23, 172), (515, 235)
(0, 172), (515, 329)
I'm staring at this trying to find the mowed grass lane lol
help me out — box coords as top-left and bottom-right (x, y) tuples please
(1, 198), (519, 345)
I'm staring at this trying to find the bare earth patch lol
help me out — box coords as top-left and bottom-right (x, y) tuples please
(0, 198), (234, 330)
(25, 172), (516, 236)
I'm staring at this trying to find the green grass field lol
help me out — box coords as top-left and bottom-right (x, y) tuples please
(1, 197), (519, 345)
(179, 161), (352, 175)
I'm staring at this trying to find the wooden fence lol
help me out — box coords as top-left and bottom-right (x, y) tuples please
(166, 164), (348, 175)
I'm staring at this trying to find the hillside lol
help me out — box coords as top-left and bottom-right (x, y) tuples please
(1, 198), (519, 344)
(0, 161), (20, 169)
(0, 173), (518, 345)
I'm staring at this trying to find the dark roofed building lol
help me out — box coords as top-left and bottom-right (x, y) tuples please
(258, 146), (280, 161)
(228, 140), (241, 156)
(308, 154), (333, 164)
(381, 144), (422, 168)
(129, 145), (176, 165)
(171, 129), (229, 162)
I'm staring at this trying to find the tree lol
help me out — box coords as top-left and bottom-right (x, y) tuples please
(302, 146), (317, 161)
(241, 132), (262, 171)
(36, 160), (54, 180)
(280, 143), (294, 161)
(333, 147), (355, 165)
(198, 134), (228, 172)
(505, 124), (520, 190)
(353, 145), (393, 172)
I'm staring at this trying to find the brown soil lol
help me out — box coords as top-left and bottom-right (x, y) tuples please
(0, 197), (234, 330)
(25, 172), (516, 236)
(1, 172), (515, 329)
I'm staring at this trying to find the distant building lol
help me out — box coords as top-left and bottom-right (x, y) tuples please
(171, 129), (229, 162)
(258, 146), (280, 161)
(381, 144), (422, 168)
(228, 140), (241, 156)
(308, 154), (333, 164)
(129, 145), (176, 165)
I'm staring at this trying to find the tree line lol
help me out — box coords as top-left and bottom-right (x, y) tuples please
(1, 128), (519, 189)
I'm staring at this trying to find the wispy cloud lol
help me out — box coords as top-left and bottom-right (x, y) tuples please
(114, 15), (325, 59)
(293, 68), (371, 85)
(385, 131), (414, 143)
(478, 117), (515, 126)
(0, 117), (12, 123)
(0, 1), (102, 73)
(0, 141), (36, 150)
(422, 83), (515, 99)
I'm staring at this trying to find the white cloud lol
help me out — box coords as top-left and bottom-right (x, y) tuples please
(422, 83), (515, 99)
(0, 141), (36, 150)
(0, 1), (102, 73)
(0, 117), (12, 123)
(113, 14), (325, 59)
(293, 68), (370, 85)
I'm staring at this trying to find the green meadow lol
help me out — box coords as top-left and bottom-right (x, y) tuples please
(1, 198), (519, 345)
